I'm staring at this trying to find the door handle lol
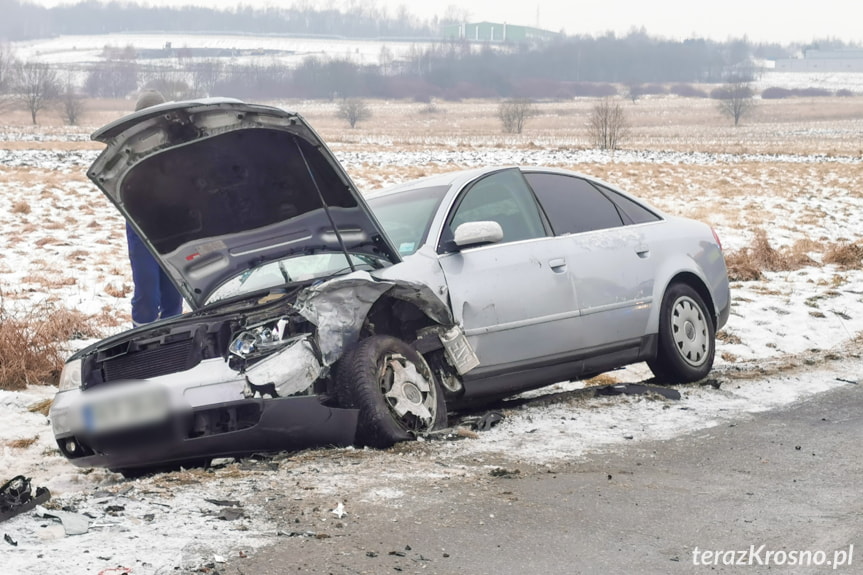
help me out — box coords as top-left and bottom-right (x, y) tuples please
(635, 244), (650, 258)
(549, 258), (567, 272)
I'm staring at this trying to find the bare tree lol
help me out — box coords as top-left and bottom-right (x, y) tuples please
(15, 61), (60, 124)
(85, 60), (139, 98)
(626, 84), (643, 103)
(588, 97), (629, 151)
(497, 98), (534, 134)
(188, 58), (223, 97)
(142, 66), (192, 101)
(716, 78), (754, 126)
(0, 43), (18, 112)
(59, 75), (84, 125)
(336, 98), (371, 128)
(0, 43), (16, 93)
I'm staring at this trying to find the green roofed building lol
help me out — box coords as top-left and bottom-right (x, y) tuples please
(442, 22), (560, 43)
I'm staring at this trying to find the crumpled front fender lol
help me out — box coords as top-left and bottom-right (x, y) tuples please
(295, 271), (454, 366)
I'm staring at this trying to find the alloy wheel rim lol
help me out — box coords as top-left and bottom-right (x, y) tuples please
(379, 353), (437, 431)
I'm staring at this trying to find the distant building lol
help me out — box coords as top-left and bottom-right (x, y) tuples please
(775, 49), (863, 72)
(442, 22), (560, 43)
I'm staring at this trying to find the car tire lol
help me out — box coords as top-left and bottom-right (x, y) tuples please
(648, 283), (715, 383)
(336, 335), (447, 448)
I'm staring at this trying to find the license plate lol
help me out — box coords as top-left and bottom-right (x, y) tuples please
(83, 387), (170, 433)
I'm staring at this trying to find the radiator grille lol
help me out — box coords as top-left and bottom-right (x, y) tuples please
(102, 339), (198, 382)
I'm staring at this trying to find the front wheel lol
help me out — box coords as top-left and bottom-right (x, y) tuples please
(336, 335), (447, 448)
(648, 283), (715, 383)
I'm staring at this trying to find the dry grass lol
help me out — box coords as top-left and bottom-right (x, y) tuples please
(725, 229), (820, 281)
(104, 282), (130, 298)
(5, 436), (39, 449)
(28, 398), (53, 415)
(823, 242), (863, 268)
(583, 373), (620, 387)
(11, 200), (31, 214)
(0, 297), (102, 390)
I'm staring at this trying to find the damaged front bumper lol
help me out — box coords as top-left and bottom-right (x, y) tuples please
(50, 352), (358, 471)
(51, 389), (358, 471)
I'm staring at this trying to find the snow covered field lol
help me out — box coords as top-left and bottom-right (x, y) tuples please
(11, 32), (437, 69)
(1, 96), (862, 573)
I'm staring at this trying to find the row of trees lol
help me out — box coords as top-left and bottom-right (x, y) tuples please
(0, 41), (794, 129)
(64, 40), (769, 103)
(0, 0), (461, 42)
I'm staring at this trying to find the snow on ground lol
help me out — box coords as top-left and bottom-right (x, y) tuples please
(754, 71), (863, 93)
(1, 113), (863, 572)
(11, 32), (437, 69)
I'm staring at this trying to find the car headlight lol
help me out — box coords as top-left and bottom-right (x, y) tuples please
(58, 359), (82, 392)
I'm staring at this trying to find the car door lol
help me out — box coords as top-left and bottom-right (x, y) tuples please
(436, 169), (582, 370)
(524, 172), (658, 347)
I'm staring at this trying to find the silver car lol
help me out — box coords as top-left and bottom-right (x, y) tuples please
(50, 99), (730, 475)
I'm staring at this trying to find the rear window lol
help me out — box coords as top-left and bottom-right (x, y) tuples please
(524, 173), (623, 235)
(593, 184), (662, 225)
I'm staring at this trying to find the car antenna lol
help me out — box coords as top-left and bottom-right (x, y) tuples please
(293, 137), (356, 273)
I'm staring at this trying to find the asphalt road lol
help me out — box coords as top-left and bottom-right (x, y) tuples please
(228, 382), (862, 575)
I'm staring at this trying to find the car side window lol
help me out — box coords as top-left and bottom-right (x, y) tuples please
(442, 169), (546, 249)
(592, 183), (662, 225)
(524, 173), (624, 235)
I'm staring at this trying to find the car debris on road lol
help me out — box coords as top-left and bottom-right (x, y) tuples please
(0, 475), (50, 524)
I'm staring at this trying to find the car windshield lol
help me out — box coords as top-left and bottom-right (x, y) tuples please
(367, 186), (449, 256)
(206, 252), (389, 304)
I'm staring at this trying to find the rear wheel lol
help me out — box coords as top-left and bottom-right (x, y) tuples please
(336, 335), (447, 448)
(648, 283), (715, 383)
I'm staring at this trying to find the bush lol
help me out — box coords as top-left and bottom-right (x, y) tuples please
(497, 98), (535, 134)
(336, 98), (371, 128)
(724, 229), (819, 281)
(0, 297), (100, 390)
(761, 87), (792, 99)
(572, 82), (618, 97)
(823, 242), (863, 268)
(710, 86), (732, 99)
(795, 87), (833, 97)
(588, 97), (628, 151)
(669, 84), (708, 98)
(761, 86), (836, 99)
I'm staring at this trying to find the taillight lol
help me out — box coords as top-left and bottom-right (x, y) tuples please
(711, 227), (723, 251)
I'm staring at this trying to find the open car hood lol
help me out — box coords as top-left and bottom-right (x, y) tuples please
(88, 98), (400, 310)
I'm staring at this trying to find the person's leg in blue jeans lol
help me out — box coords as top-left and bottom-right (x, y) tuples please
(158, 266), (183, 319)
(127, 223), (182, 326)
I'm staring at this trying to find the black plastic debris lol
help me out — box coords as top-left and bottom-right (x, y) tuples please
(205, 499), (241, 507)
(472, 411), (505, 431)
(700, 378), (722, 390)
(4, 533), (17, 546)
(595, 383), (681, 400)
(217, 507), (245, 521)
(0, 475), (51, 523)
(489, 467), (520, 478)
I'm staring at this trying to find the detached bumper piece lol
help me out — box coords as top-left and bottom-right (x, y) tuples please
(0, 475), (51, 523)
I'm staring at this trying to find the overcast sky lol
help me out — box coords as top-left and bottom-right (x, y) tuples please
(31, 0), (863, 45)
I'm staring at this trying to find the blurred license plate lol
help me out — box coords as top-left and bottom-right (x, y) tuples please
(83, 387), (170, 433)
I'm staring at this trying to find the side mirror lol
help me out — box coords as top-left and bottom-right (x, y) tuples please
(453, 221), (504, 249)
